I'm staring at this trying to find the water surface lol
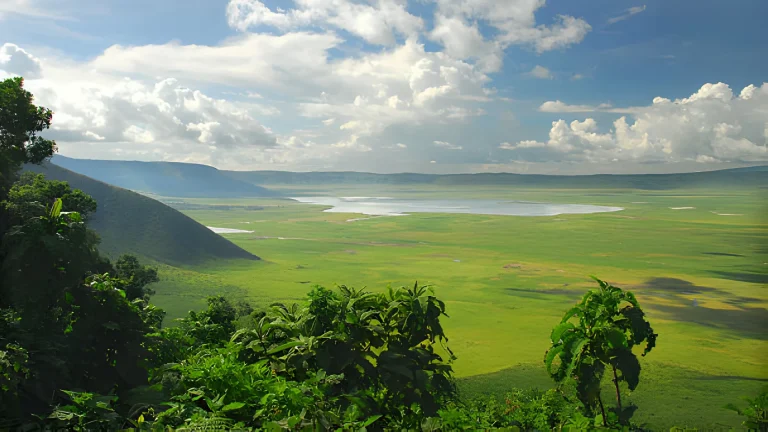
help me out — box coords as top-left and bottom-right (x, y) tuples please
(290, 197), (623, 217)
(207, 226), (254, 234)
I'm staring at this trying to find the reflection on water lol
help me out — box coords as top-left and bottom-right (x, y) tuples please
(290, 196), (623, 217)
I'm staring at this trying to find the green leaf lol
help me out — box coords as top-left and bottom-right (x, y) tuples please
(267, 339), (305, 354)
(603, 328), (628, 350)
(382, 363), (414, 379)
(221, 402), (246, 412)
(551, 322), (575, 343)
(363, 415), (383, 427)
(544, 345), (564, 375)
(50, 198), (62, 218)
(612, 349), (641, 390)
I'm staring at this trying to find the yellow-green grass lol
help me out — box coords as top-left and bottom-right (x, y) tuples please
(149, 185), (767, 429)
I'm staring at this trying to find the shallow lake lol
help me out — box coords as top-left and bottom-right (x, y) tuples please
(290, 197), (623, 217)
(207, 226), (254, 234)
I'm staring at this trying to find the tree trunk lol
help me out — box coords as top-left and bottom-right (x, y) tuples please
(612, 364), (623, 416)
(597, 392), (607, 426)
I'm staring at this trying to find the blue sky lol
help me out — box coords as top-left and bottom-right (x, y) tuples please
(1, 0), (766, 173)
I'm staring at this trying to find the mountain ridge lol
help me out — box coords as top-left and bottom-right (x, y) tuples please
(52, 155), (278, 198)
(24, 162), (260, 265)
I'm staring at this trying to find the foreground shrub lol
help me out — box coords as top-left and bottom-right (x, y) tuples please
(545, 277), (657, 428)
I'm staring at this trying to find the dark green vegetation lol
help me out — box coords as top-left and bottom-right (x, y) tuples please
(52, 155), (278, 198)
(2, 77), (767, 430)
(224, 166), (768, 190)
(24, 162), (259, 265)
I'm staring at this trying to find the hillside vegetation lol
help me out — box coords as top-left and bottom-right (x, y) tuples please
(226, 166), (768, 190)
(24, 162), (259, 265)
(52, 155), (279, 198)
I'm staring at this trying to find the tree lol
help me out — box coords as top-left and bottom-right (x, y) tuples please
(544, 277), (657, 427)
(0, 77), (56, 199)
(4, 172), (97, 223)
(0, 79), (163, 424)
(115, 254), (159, 301)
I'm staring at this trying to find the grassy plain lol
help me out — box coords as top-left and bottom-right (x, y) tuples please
(150, 184), (767, 430)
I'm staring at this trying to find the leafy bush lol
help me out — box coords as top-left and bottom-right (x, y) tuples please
(434, 388), (580, 430)
(725, 386), (768, 431)
(544, 277), (657, 427)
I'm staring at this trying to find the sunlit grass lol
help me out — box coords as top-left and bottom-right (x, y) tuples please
(149, 185), (767, 429)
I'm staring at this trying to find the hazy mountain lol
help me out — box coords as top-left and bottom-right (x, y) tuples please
(225, 166), (768, 190)
(52, 155), (278, 198)
(25, 162), (260, 265)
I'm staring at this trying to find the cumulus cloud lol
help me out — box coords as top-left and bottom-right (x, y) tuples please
(0, 43), (42, 78)
(428, 13), (503, 72)
(506, 82), (768, 163)
(434, 140), (463, 150)
(433, 0), (591, 55)
(0, 44), (284, 164)
(1, 36), (497, 169)
(607, 5), (647, 25)
(224, 0), (590, 73)
(226, 0), (424, 46)
(529, 65), (552, 79)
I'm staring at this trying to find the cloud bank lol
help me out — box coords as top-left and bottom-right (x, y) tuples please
(505, 83), (768, 163)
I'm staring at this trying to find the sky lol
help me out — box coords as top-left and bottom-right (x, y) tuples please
(1, 0), (767, 174)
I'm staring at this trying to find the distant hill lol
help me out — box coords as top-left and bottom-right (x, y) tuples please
(225, 166), (768, 190)
(52, 155), (278, 198)
(24, 163), (260, 265)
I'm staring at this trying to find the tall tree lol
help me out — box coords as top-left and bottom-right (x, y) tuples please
(0, 77), (56, 199)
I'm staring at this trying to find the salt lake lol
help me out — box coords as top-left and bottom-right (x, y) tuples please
(290, 196), (623, 217)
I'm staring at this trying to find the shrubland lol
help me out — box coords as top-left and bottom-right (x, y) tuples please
(1, 76), (766, 431)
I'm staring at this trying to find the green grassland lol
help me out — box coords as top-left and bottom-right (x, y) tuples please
(150, 184), (767, 430)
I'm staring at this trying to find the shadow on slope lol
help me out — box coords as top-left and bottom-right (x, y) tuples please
(24, 163), (260, 266)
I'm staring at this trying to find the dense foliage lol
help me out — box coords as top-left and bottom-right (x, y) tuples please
(0, 76), (761, 431)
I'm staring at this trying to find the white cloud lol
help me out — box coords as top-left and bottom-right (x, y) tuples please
(123, 125), (155, 144)
(84, 131), (105, 141)
(1, 44), (283, 164)
(90, 32), (343, 90)
(507, 82), (768, 163)
(396, 143), (407, 148)
(428, 13), (503, 72)
(539, 100), (624, 113)
(433, 1), (591, 54)
(0, 43), (42, 78)
(500, 140), (545, 150)
(434, 140), (463, 150)
(224, 0), (591, 75)
(529, 65), (552, 79)
(571, 74), (584, 80)
(607, 5), (647, 25)
(226, 0), (424, 46)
